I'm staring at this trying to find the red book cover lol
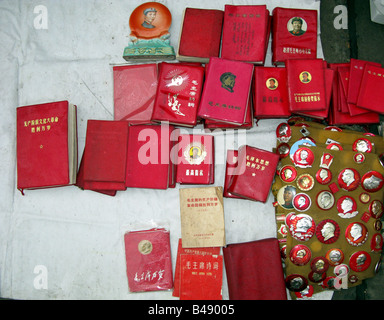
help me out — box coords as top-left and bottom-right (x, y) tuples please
(286, 59), (326, 112)
(221, 5), (270, 64)
(82, 120), (129, 191)
(113, 64), (157, 123)
(272, 7), (318, 65)
(253, 66), (290, 118)
(124, 228), (173, 292)
(197, 57), (254, 125)
(227, 145), (279, 202)
(223, 150), (243, 199)
(223, 238), (287, 300)
(177, 8), (224, 62)
(16, 101), (78, 193)
(151, 62), (205, 127)
(173, 239), (220, 297)
(356, 64), (384, 114)
(176, 134), (214, 184)
(179, 253), (223, 300)
(328, 63), (350, 113)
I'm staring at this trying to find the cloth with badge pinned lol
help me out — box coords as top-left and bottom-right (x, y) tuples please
(273, 120), (384, 299)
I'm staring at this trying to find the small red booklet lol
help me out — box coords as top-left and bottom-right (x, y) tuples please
(124, 228), (173, 292)
(151, 62), (205, 127)
(227, 145), (279, 202)
(176, 134), (214, 184)
(223, 150), (243, 199)
(177, 8), (224, 63)
(221, 5), (270, 64)
(272, 7), (318, 65)
(16, 101), (78, 194)
(113, 63), (157, 123)
(197, 57), (254, 125)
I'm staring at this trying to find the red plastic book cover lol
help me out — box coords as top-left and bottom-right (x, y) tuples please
(113, 64), (157, 123)
(253, 66), (290, 118)
(227, 145), (279, 202)
(151, 62), (205, 127)
(272, 7), (318, 65)
(221, 5), (269, 64)
(286, 58), (326, 112)
(124, 228), (173, 292)
(223, 150), (243, 199)
(197, 57), (254, 125)
(83, 120), (129, 191)
(223, 238), (287, 300)
(179, 253), (223, 300)
(172, 238), (220, 297)
(177, 8), (224, 62)
(176, 134), (214, 184)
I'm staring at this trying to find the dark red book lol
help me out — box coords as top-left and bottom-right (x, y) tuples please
(227, 145), (279, 202)
(253, 66), (290, 118)
(82, 120), (129, 191)
(176, 134), (214, 185)
(151, 62), (205, 127)
(177, 8), (224, 63)
(223, 238), (287, 300)
(223, 150), (242, 199)
(197, 57), (254, 125)
(124, 228), (173, 292)
(16, 101), (78, 194)
(221, 5), (270, 64)
(272, 7), (318, 65)
(113, 64), (157, 123)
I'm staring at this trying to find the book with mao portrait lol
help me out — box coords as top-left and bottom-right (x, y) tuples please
(16, 100), (78, 194)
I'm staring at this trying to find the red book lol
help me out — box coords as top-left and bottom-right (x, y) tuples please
(113, 64), (157, 123)
(177, 8), (224, 63)
(176, 134), (214, 184)
(221, 5), (270, 64)
(253, 66), (290, 118)
(286, 59), (327, 112)
(272, 7), (318, 65)
(179, 253), (223, 300)
(197, 57), (254, 125)
(173, 239), (220, 297)
(16, 101), (78, 194)
(227, 145), (279, 202)
(223, 238), (287, 300)
(223, 150), (242, 199)
(124, 228), (173, 292)
(82, 120), (129, 191)
(151, 62), (205, 127)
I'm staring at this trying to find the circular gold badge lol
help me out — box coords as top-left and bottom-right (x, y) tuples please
(138, 240), (153, 255)
(266, 77), (278, 90)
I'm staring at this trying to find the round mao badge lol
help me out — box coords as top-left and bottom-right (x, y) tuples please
(297, 173), (315, 191)
(353, 138), (373, 153)
(345, 222), (368, 247)
(279, 165), (297, 183)
(276, 185), (297, 210)
(276, 122), (291, 143)
(285, 274), (308, 292)
(337, 196), (358, 219)
(338, 168), (360, 191)
(349, 251), (371, 272)
(292, 147), (314, 168)
(286, 212), (315, 241)
(371, 233), (383, 252)
(361, 171), (384, 193)
(290, 244), (311, 266)
(369, 200), (384, 219)
(293, 193), (311, 212)
(316, 219), (340, 244)
(316, 168), (332, 185)
(325, 248), (344, 266)
(138, 240), (153, 255)
(311, 257), (329, 273)
(316, 190), (335, 210)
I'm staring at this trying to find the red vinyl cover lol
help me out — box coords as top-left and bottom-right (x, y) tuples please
(223, 238), (287, 300)
(223, 150), (243, 199)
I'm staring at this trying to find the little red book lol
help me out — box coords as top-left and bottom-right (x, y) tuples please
(224, 150), (243, 199)
(113, 63), (157, 123)
(221, 5), (270, 64)
(124, 228), (173, 292)
(197, 57), (254, 125)
(176, 134), (214, 184)
(272, 7), (318, 65)
(223, 238), (287, 300)
(16, 101), (78, 194)
(177, 8), (224, 63)
(227, 145), (279, 202)
(151, 62), (205, 127)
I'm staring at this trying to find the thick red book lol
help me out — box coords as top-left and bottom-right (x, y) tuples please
(176, 134), (214, 184)
(253, 66), (290, 118)
(272, 7), (318, 65)
(179, 253), (223, 300)
(151, 62), (205, 127)
(124, 228), (173, 292)
(197, 57), (254, 125)
(227, 145), (279, 202)
(177, 8), (224, 63)
(223, 150), (243, 199)
(223, 238), (287, 300)
(286, 58), (327, 112)
(221, 5), (270, 64)
(16, 101), (78, 194)
(113, 63), (157, 123)
(82, 120), (129, 191)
